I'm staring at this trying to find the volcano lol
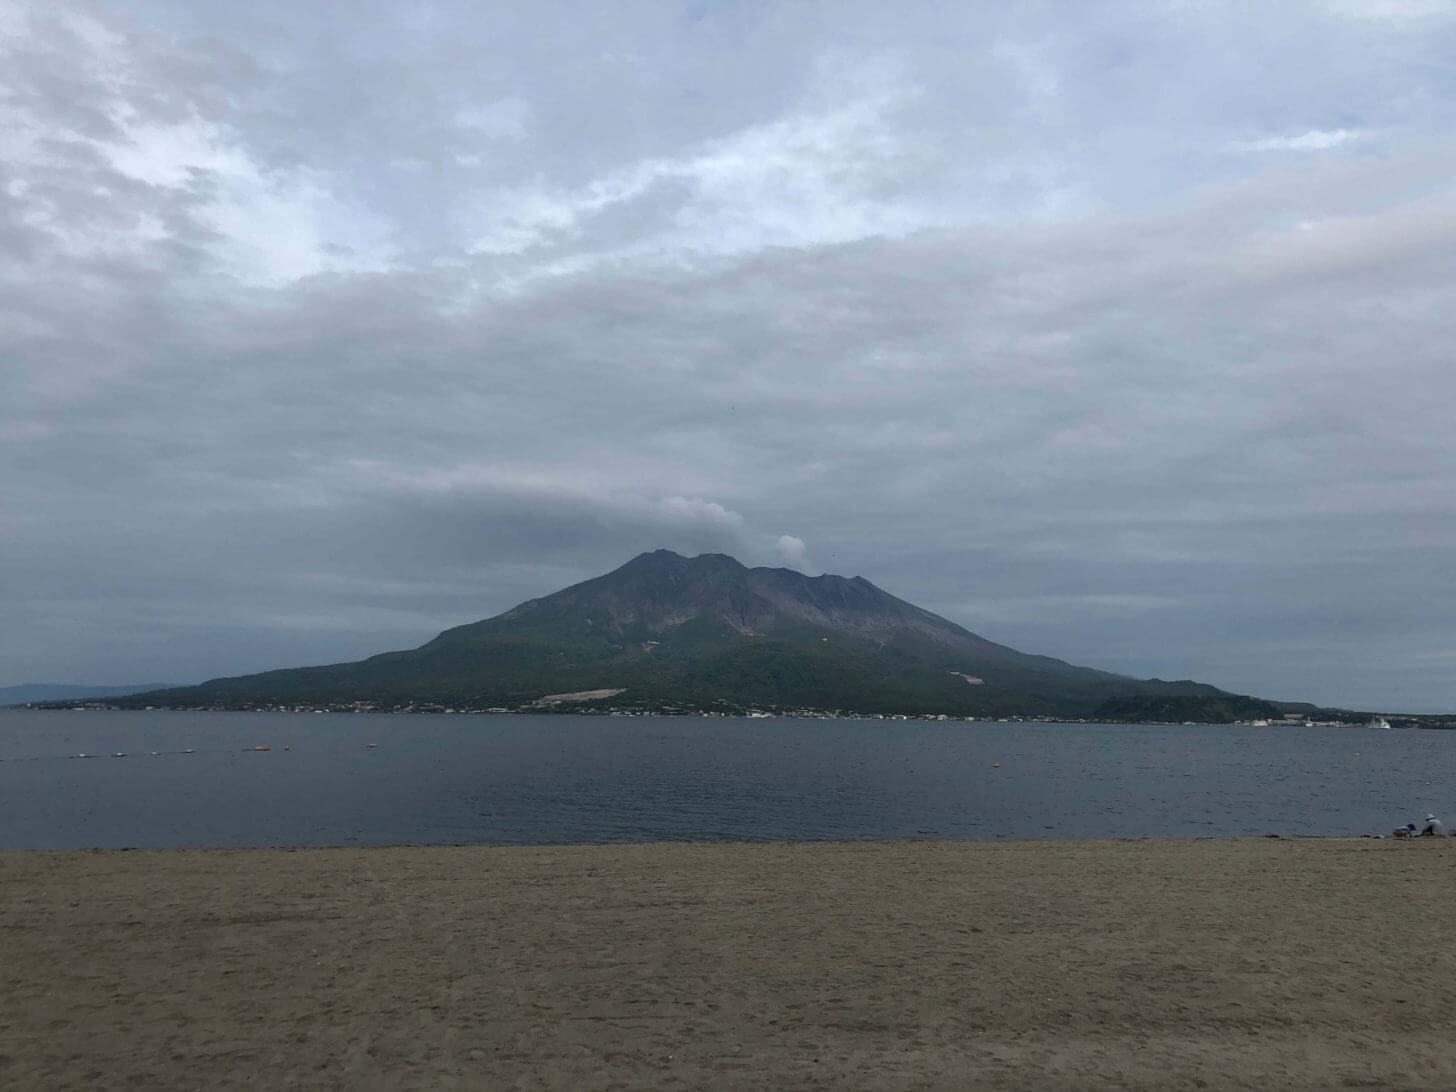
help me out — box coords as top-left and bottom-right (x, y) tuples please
(105, 550), (1278, 719)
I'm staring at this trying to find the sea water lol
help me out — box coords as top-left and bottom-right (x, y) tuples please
(0, 709), (1449, 849)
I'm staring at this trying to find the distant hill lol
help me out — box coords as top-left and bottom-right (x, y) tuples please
(2, 683), (178, 706)
(86, 550), (1278, 718)
(1092, 693), (1284, 724)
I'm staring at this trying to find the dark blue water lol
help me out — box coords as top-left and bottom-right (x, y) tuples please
(0, 710), (1448, 849)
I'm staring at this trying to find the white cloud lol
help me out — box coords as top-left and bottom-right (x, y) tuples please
(1233, 128), (1360, 152)
(1321, 0), (1455, 22)
(466, 72), (924, 264)
(454, 98), (531, 141)
(101, 114), (394, 284)
(0, 10), (392, 283)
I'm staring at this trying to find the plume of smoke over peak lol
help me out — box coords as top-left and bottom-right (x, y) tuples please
(774, 534), (818, 575)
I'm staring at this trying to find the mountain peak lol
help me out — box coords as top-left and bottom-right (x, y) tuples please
(618, 549), (745, 572)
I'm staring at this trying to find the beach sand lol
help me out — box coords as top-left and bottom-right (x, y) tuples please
(3, 838), (1455, 1090)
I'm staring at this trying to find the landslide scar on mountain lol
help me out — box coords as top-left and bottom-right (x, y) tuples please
(529, 689), (627, 707)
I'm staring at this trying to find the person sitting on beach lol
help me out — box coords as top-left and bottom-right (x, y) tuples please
(1420, 814), (1444, 836)
(1393, 823), (1418, 838)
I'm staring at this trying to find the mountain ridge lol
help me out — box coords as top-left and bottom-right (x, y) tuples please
(64, 550), (1291, 720)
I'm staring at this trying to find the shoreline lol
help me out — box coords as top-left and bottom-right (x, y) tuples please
(17, 704), (1436, 725)
(5, 837), (1456, 1089)
(0, 832), (1392, 854)
(15, 703), (1456, 733)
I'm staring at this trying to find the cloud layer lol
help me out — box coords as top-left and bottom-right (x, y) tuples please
(4, 1), (1456, 710)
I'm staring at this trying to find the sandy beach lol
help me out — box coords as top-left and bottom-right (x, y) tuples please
(4, 837), (1455, 1090)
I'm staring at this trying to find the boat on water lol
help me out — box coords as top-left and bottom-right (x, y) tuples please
(1369, 717), (1392, 730)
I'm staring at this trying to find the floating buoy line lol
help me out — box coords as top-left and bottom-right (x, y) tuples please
(0, 743), (376, 763)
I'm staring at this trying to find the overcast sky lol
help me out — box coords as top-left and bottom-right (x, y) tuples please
(4, 1), (1455, 711)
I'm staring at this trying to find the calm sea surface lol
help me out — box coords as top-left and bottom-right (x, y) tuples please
(1, 710), (1450, 850)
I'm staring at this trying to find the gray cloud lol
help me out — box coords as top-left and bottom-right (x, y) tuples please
(3, 1), (1456, 709)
